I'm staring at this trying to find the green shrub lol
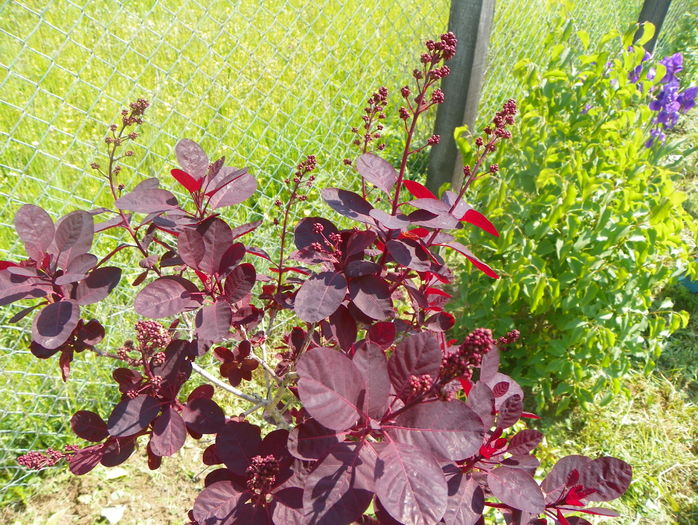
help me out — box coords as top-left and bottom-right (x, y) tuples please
(451, 21), (696, 412)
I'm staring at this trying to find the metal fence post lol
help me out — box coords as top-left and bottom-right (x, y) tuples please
(636, 0), (673, 52)
(426, 0), (496, 193)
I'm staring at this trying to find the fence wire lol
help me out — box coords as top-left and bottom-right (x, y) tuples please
(0, 0), (693, 501)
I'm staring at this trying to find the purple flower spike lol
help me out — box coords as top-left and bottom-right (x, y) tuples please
(678, 86), (698, 113)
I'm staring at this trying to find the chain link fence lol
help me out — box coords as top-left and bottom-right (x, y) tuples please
(0, 0), (694, 501)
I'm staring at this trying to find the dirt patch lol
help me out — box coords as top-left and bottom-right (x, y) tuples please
(1, 439), (209, 524)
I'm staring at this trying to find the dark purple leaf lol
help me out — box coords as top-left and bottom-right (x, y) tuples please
(352, 343), (390, 418)
(53, 211), (94, 267)
(565, 518), (593, 525)
(443, 474), (484, 525)
(197, 218), (234, 274)
(486, 373), (525, 410)
(195, 301), (231, 342)
(175, 139), (209, 179)
(67, 445), (104, 475)
(74, 267), (121, 305)
(387, 332), (441, 399)
(215, 420), (262, 475)
(288, 419), (344, 461)
(9, 304), (41, 323)
(408, 198), (452, 215)
(488, 467), (545, 513)
(479, 347), (500, 382)
(303, 443), (376, 525)
(101, 437), (136, 467)
(230, 220), (262, 240)
(294, 217), (339, 251)
(296, 347), (365, 431)
(367, 322), (396, 349)
(386, 238), (431, 271)
(497, 394), (523, 429)
(501, 455), (540, 470)
(375, 441), (448, 525)
(15, 204), (54, 260)
(151, 339), (194, 392)
(134, 276), (201, 318)
(187, 384), (215, 402)
(349, 275), (393, 321)
(541, 455), (591, 500)
(345, 230), (377, 257)
(224, 263), (257, 303)
(425, 311), (455, 332)
(208, 168), (257, 209)
(344, 260), (380, 278)
(0, 276), (48, 306)
(408, 209), (459, 229)
(182, 397), (225, 434)
(70, 410), (108, 442)
(32, 300), (80, 350)
(115, 188), (178, 214)
(370, 209), (410, 230)
(107, 394), (161, 437)
(325, 305), (357, 351)
(150, 406), (187, 456)
(219, 243), (246, 276)
(321, 188), (374, 224)
(386, 401), (484, 460)
(507, 430), (544, 456)
(177, 228), (205, 270)
(356, 152), (398, 195)
(579, 457), (632, 502)
(192, 480), (245, 525)
(95, 214), (127, 233)
(295, 272), (347, 323)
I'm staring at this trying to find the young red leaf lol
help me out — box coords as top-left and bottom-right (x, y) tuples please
(461, 209), (499, 237)
(171, 168), (203, 192)
(438, 241), (499, 279)
(403, 179), (437, 199)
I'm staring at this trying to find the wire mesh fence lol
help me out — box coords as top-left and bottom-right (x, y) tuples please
(0, 0), (694, 500)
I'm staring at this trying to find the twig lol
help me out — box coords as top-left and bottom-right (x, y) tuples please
(191, 362), (266, 404)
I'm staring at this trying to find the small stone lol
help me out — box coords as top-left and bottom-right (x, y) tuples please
(100, 505), (126, 524)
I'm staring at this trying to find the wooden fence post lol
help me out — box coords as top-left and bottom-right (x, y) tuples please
(636, 0), (673, 52)
(426, 0), (496, 193)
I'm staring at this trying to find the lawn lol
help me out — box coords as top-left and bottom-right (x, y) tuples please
(0, 0), (696, 522)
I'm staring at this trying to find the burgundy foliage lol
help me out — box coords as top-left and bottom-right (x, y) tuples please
(6, 37), (631, 525)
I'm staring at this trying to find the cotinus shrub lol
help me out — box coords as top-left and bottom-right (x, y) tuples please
(5, 33), (632, 524)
